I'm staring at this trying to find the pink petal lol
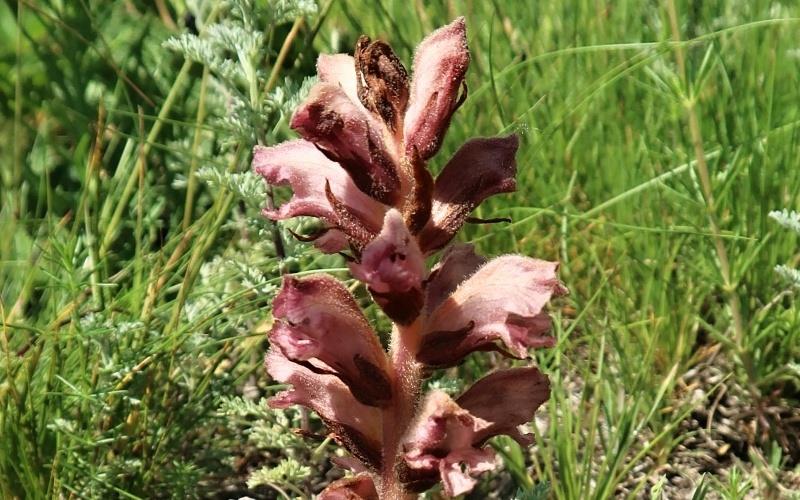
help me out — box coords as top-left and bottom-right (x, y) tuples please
(349, 210), (425, 294)
(330, 456), (369, 473)
(439, 448), (496, 497)
(424, 243), (486, 313)
(317, 54), (360, 106)
(252, 140), (386, 244)
(266, 349), (382, 469)
(291, 83), (400, 204)
(319, 473), (378, 500)
(300, 227), (350, 254)
(349, 209), (425, 324)
(271, 274), (391, 407)
(404, 17), (469, 160)
(457, 367), (551, 446)
(418, 135), (519, 252)
(401, 391), (496, 497)
(418, 256), (567, 367)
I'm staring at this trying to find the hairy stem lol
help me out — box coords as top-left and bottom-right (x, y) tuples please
(379, 319), (423, 500)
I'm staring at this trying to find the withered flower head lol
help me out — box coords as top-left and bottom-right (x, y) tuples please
(253, 18), (567, 499)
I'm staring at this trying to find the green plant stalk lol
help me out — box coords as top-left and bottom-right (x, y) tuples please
(182, 67), (210, 232)
(265, 17), (304, 94)
(12, 0), (23, 210)
(665, 0), (756, 391)
(99, 3), (224, 259)
(134, 107), (147, 303)
(256, 18), (306, 263)
(84, 102), (106, 309)
(99, 60), (192, 259)
(166, 189), (236, 334)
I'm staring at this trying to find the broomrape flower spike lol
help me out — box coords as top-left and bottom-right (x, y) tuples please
(254, 18), (567, 499)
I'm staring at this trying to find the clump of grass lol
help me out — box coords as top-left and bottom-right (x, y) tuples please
(327, 0), (800, 496)
(0, 0), (324, 497)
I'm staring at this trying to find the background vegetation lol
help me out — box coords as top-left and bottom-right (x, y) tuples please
(1, 0), (798, 498)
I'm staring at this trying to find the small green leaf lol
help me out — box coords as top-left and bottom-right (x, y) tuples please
(514, 481), (550, 500)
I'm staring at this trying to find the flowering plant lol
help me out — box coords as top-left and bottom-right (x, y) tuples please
(254, 18), (566, 499)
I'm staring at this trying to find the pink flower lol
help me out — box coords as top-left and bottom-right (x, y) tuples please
(254, 17), (518, 255)
(254, 17), (568, 498)
(319, 473), (378, 500)
(417, 256), (567, 367)
(349, 209), (426, 324)
(402, 18), (470, 160)
(455, 366), (551, 446)
(400, 391), (496, 496)
(417, 135), (519, 252)
(399, 368), (549, 497)
(252, 140), (384, 251)
(270, 274), (391, 407)
(266, 348), (383, 469)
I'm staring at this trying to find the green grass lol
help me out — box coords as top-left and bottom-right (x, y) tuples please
(2, 0), (799, 498)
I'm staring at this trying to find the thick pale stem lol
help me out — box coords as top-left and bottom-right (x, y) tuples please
(378, 319), (423, 500)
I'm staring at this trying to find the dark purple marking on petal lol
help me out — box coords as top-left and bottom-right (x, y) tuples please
(325, 180), (379, 249)
(291, 83), (401, 205)
(369, 287), (424, 326)
(423, 244), (487, 314)
(457, 367), (551, 446)
(322, 417), (384, 471)
(415, 321), (475, 366)
(401, 147), (434, 235)
(395, 460), (439, 493)
(418, 135), (519, 253)
(351, 354), (393, 406)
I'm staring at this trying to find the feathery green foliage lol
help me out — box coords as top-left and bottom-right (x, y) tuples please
(1, 0), (321, 497)
(771, 209), (800, 288)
